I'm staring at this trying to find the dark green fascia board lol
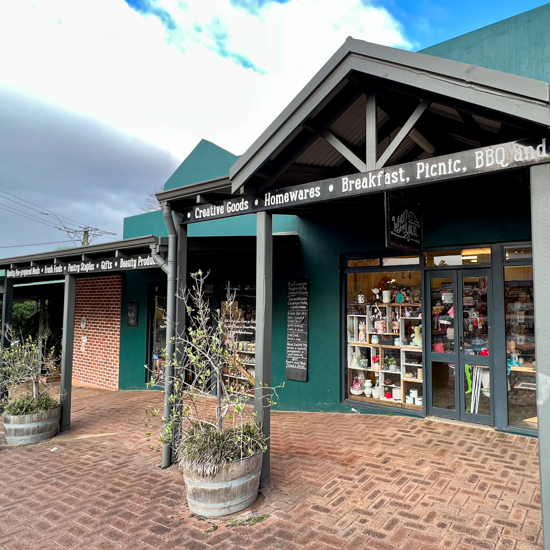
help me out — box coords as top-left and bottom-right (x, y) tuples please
(156, 176), (231, 210)
(229, 37), (550, 194)
(0, 235), (163, 270)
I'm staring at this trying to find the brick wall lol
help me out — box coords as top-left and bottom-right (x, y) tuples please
(73, 276), (121, 390)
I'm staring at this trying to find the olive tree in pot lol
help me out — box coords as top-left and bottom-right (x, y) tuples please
(146, 271), (280, 518)
(1, 327), (60, 445)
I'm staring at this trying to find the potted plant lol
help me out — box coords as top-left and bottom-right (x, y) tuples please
(145, 271), (280, 517)
(0, 327), (60, 446)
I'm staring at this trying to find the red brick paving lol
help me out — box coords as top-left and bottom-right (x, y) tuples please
(0, 387), (542, 549)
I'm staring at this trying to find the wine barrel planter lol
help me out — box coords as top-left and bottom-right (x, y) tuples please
(3, 406), (61, 446)
(183, 452), (263, 517)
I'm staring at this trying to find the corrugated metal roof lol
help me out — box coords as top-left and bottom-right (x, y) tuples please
(329, 95), (366, 147)
(296, 136), (345, 167)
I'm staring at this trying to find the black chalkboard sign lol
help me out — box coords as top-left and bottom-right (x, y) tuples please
(286, 279), (309, 382)
(127, 301), (139, 327)
(385, 193), (423, 254)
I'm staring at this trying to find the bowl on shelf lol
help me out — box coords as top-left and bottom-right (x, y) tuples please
(350, 387), (364, 396)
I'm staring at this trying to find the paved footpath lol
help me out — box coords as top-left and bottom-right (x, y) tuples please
(0, 387), (542, 549)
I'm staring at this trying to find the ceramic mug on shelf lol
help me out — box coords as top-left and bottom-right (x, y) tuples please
(382, 290), (392, 303)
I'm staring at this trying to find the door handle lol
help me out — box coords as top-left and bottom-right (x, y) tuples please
(459, 336), (464, 353)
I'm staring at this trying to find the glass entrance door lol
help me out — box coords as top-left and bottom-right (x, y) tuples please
(427, 269), (493, 424)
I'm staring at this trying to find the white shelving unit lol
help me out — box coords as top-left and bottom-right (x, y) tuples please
(347, 303), (423, 409)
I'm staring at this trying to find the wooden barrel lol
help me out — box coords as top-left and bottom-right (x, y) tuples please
(3, 407), (61, 446)
(183, 453), (262, 517)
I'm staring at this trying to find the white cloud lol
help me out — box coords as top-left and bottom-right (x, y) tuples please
(0, 0), (412, 162)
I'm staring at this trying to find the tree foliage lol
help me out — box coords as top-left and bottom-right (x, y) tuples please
(145, 271), (281, 477)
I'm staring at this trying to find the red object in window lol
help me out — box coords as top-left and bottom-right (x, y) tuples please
(480, 349), (489, 356)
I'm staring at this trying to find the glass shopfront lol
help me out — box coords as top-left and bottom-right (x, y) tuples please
(221, 282), (256, 395)
(345, 264), (423, 411)
(343, 244), (538, 434)
(504, 258), (537, 430)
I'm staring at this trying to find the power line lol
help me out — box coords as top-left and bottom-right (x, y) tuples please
(0, 189), (85, 228)
(0, 190), (119, 245)
(0, 204), (65, 230)
(0, 193), (82, 230)
(0, 240), (75, 249)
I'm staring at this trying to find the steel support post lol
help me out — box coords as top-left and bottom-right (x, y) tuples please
(1, 278), (13, 350)
(530, 163), (550, 548)
(365, 92), (377, 171)
(162, 203), (178, 468)
(255, 211), (273, 488)
(175, 221), (188, 361)
(1, 278), (14, 400)
(60, 274), (76, 432)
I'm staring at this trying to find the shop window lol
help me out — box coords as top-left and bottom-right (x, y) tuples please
(504, 246), (532, 261)
(505, 266), (537, 430)
(346, 270), (422, 410)
(347, 258), (380, 267)
(222, 282), (256, 395)
(150, 291), (167, 383)
(425, 248), (491, 267)
(383, 256), (420, 266)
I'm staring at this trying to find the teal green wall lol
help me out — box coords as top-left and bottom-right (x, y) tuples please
(119, 269), (166, 390)
(123, 210), (168, 239)
(164, 140), (239, 190)
(421, 4), (550, 84)
(123, 211), (299, 239)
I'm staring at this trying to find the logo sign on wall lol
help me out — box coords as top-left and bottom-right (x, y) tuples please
(384, 193), (423, 254)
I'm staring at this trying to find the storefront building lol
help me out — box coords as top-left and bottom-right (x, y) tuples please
(2, 6), (550, 433)
(2, 7), (550, 527)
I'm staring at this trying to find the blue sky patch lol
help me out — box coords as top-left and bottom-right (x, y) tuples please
(206, 17), (265, 73)
(123, 0), (177, 31)
(230, 0), (293, 16)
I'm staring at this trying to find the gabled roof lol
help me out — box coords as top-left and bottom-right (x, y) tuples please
(164, 139), (238, 191)
(230, 38), (550, 194)
(421, 4), (550, 86)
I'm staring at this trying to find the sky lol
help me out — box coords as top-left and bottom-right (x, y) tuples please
(0, 0), (548, 257)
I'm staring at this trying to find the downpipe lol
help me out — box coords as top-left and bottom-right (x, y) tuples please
(152, 202), (177, 468)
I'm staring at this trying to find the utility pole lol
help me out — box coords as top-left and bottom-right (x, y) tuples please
(81, 228), (90, 247)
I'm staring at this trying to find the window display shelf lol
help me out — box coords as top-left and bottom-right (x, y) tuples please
(403, 378), (423, 383)
(236, 350), (256, 355)
(345, 274), (423, 409)
(225, 373), (249, 381)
